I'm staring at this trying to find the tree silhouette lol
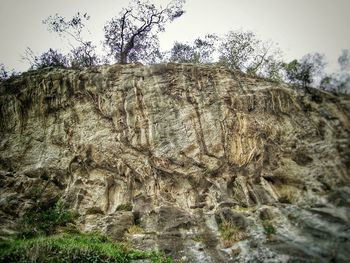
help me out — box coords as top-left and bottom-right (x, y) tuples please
(284, 53), (326, 87)
(169, 34), (217, 63)
(22, 48), (69, 70)
(43, 12), (99, 68)
(219, 30), (283, 79)
(338, 49), (350, 72)
(104, 0), (185, 64)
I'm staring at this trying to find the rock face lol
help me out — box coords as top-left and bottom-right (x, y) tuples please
(1, 63), (350, 262)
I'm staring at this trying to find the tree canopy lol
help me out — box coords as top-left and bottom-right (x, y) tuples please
(2, 0), (348, 94)
(284, 53), (326, 87)
(104, 0), (185, 64)
(169, 34), (218, 63)
(43, 12), (99, 68)
(218, 30), (283, 80)
(22, 48), (69, 70)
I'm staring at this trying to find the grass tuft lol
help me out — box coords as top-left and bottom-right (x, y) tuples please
(218, 221), (247, 248)
(262, 220), (276, 239)
(191, 236), (203, 243)
(278, 186), (297, 204)
(116, 203), (133, 211)
(127, 225), (144, 235)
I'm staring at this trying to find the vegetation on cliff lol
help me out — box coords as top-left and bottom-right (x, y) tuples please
(0, 233), (171, 263)
(0, 1), (349, 260)
(1, 0), (349, 94)
(0, 199), (171, 263)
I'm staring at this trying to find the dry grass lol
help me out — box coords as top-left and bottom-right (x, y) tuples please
(278, 185), (297, 204)
(127, 225), (144, 235)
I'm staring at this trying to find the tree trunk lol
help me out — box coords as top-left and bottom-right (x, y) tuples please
(119, 51), (127, 64)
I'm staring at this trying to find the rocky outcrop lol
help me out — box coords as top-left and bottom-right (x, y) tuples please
(1, 63), (350, 262)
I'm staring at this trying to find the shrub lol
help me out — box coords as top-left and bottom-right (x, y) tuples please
(18, 200), (77, 238)
(22, 48), (69, 70)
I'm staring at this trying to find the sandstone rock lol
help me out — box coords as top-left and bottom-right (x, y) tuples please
(0, 63), (349, 262)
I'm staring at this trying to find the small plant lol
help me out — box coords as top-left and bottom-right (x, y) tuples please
(278, 186), (296, 204)
(116, 203), (133, 211)
(218, 221), (247, 248)
(232, 247), (241, 256)
(24, 185), (43, 199)
(262, 220), (276, 238)
(127, 225), (144, 235)
(191, 236), (203, 243)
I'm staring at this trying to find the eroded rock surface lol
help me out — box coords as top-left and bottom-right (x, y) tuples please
(1, 63), (350, 262)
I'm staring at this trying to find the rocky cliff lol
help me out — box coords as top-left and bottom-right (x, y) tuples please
(0, 63), (350, 262)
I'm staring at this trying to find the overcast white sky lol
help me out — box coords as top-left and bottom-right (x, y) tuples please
(0, 0), (349, 72)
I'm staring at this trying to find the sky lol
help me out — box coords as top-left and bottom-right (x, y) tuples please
(0, 0), (349, 72)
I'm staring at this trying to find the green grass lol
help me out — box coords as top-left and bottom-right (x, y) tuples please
(3, 199), (172, 262)
(18, 200), (77, 238)
(0, 233), (172, 263)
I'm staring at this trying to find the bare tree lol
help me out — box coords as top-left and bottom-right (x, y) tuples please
(43, 13), (99, 67)
(104, 0), (185, 64)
